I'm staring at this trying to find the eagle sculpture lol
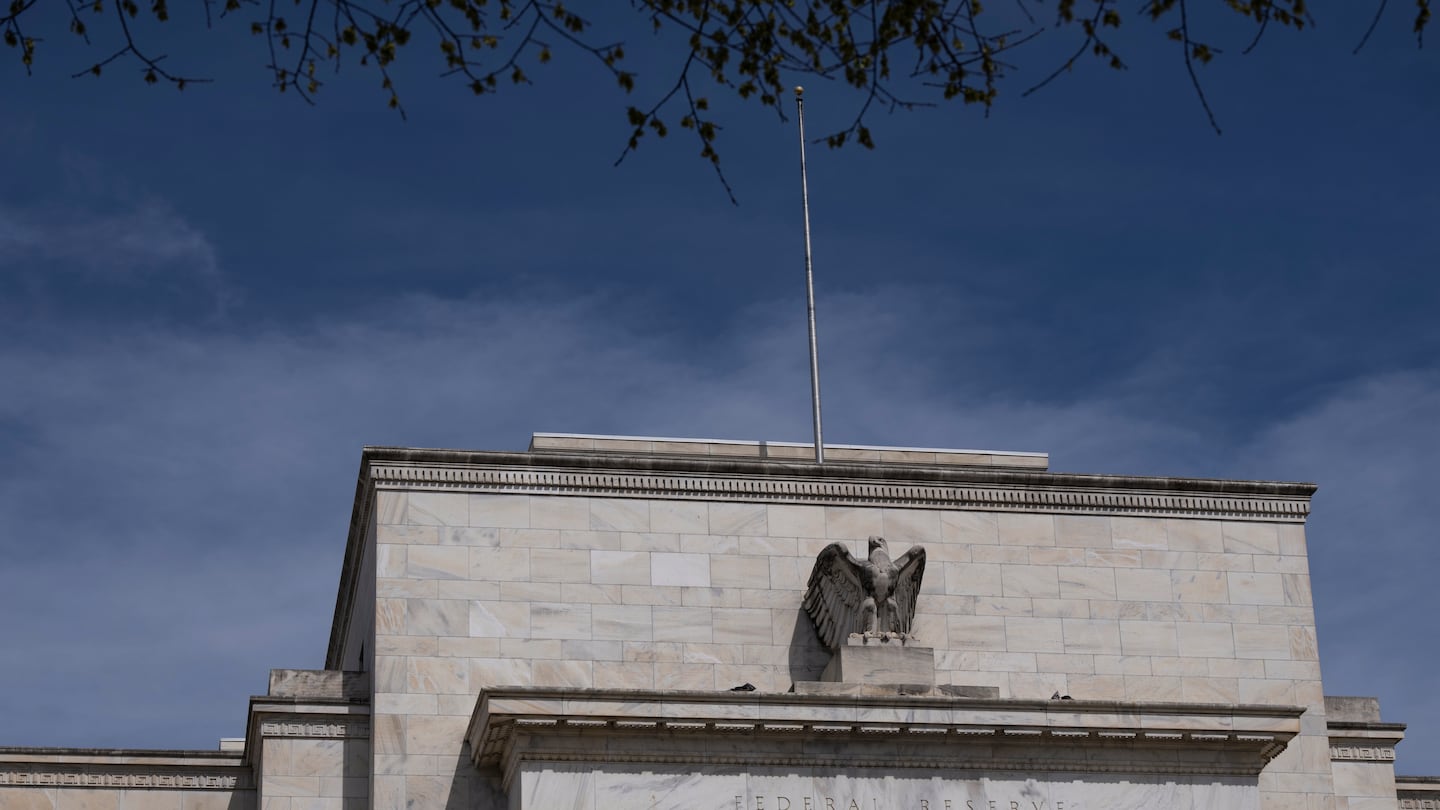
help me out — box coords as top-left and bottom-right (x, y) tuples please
(801, 536), (927, 652)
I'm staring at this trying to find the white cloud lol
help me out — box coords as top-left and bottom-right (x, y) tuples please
(0, 200), (232, 314)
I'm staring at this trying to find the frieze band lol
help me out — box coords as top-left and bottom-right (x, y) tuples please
(260, 720), (370, 739)
(369, 464), (1310, 522)
(1330, 745), (1397, 761)
(0, 769), (245, 790)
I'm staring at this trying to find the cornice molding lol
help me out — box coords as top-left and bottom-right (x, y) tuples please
(363, 447), (1316, 496)
(1327, 719), (1406, 762)
(465, 688), (1302, 791)
(369, 461), (1312, 522)
(1399, 778), (1440, 810)
(0, 752), (252, 791)
(242, 698), (372, 765)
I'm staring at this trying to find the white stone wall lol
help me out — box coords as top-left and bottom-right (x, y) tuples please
(370, 489), (1334, 810)
(1332, 760), (1400, 810)
(256, 734), (369, 810)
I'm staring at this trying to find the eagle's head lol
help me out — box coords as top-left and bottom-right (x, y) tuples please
(867, 536), (889, 555)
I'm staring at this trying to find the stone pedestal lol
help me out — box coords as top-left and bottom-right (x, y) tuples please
(818, 636), (936, 691)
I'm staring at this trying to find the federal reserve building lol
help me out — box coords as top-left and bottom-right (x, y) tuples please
(3, 433), (1437, 809)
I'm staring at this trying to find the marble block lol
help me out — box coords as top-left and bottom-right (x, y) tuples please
(819, 639), (935, 690)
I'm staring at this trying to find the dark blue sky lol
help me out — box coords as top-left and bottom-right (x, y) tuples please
(2, 2), (1437, 771)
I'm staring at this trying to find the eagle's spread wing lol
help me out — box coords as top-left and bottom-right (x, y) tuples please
(801, 542), (866, 651)
(891, 546), (927, 635)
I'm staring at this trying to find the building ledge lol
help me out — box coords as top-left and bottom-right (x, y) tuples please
(1327, 717), (1406, 763)
(466, 688), (1303, 791)
(0, 747), (252, 791)
(241, 694), (371, 766)
(1399, 776), (1440, 809)
(362, 444), (1316, 500)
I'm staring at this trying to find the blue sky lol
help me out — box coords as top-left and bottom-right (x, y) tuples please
(1, 2), (1437, 772)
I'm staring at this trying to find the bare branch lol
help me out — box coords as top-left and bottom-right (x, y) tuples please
(1024, 0), (1126, 99)
(63, 0), (91, 45)
(1242, 6), (1270, 56)
(66, 0), (210, 87)
(2, 0), (1432, 194)
(1177, 0), (1222, 134)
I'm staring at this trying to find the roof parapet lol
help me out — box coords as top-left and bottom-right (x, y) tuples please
(529, 432), (1049, 471)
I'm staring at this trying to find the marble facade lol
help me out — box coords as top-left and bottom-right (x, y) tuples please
(1, 433), (1431, 810)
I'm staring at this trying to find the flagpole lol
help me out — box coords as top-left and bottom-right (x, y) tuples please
(796, 86), (824, 465)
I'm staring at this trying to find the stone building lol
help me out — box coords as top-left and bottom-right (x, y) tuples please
(2, 433), (1436, 809)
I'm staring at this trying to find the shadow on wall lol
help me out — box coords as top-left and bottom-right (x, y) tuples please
(786, 608), (830, 688)
(343, 725), (370, 810)
(445, 743), (507, 809)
